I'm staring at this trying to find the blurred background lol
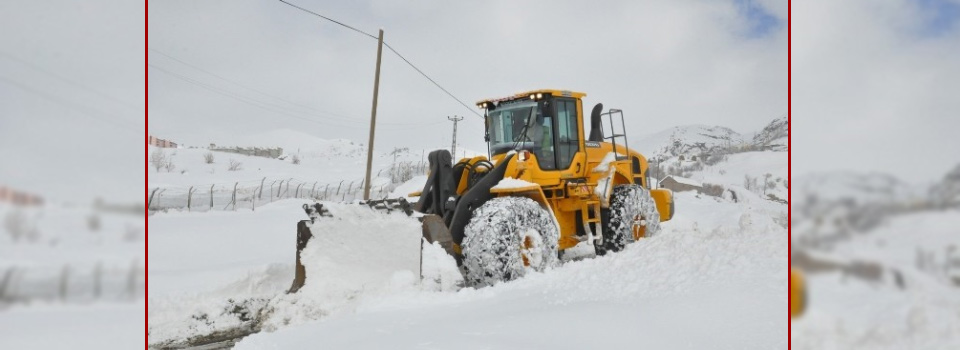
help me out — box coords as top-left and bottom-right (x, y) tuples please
(0, 0), (145, 348)
(792, 0), (960, 348)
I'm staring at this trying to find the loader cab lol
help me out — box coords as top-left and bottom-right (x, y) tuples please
(480, 90), (585, 174)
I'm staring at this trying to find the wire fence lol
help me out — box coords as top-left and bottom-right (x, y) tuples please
(0, 259), (144, 304)
(148, 161), (430, 213)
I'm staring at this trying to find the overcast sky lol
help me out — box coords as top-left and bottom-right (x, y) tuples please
(793, 0), (960, 183)
(0, 0), (144, 203)
(148, 0), (787, 152)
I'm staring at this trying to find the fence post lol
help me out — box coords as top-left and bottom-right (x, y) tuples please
(311, 182), (317, 199)
(336, 180), (343, 195)
(210, 184), (215, 210)
(347, 181), (354, 195)
(324, 184), (330, 200)
(270, 180), (277, 202)
(147, 188), (160, 211)
(285, 178), (293, 197)
(187, 186), (195, 212)
(127, 259), (140, 299)
(258, 177), (266, 199)
(60, 265), (70, 301)
(0, 266), (15, 301)
(295, 183), (304, 198)
(232, 182), (238, 210)
(93, 262), (102, 299)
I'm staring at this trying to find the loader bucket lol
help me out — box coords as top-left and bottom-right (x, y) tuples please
(288, 219), (313, 293)
(421, 214), (460, 264)
(287, 201), (458, 295)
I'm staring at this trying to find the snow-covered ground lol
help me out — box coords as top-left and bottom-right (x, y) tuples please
(147, 130), (788, 348)
(791, 210), (960, 349)
(0, 301), (145, 349)
(0, 201), (145, 349)
(235, 190), (787, 349)
(149, 129), (481, 190)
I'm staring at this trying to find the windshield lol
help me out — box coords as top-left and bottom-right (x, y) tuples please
(487, 102), (538, 154)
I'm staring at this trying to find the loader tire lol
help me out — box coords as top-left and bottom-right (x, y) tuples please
(462, 197), (559, 287)
(596, 185), (661, 255)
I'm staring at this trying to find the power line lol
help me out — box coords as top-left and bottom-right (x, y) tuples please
(149, 64), (443, 131)
(150, 48), (351, 122)
(0, 76), (139, 132)
(278, 0), (483, 118)
(0, 50), (141, 111)
(148, 50), (445, 126)
(149, 64), (367, 129)
(278, 0), (378, 40)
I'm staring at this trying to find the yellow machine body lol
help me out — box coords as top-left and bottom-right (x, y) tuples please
(463, 89), (674, 251)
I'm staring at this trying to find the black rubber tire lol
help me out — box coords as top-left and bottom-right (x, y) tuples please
(461, 197), (559, 287)
(595, 184), (661, 255)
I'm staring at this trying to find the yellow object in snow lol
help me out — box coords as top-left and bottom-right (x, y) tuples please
(791, 268), (806, 318)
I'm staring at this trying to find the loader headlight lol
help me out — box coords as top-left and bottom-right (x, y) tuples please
(529, 94), (536, 100)
(536, 93), (542, 99)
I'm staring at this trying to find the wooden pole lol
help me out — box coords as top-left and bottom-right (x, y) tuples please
(363, 29), (384, 201)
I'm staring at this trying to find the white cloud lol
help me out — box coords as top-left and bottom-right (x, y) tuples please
(148, 0), (786, 153)
(793, 0), (960, 183)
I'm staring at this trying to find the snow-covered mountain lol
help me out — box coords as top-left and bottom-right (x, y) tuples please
(752, 117), (788, 151)
(634, 124), (744, 159)
(633, 116), (787, 160)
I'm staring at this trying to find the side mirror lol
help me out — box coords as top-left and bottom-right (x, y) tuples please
(539, 99), (553, 121)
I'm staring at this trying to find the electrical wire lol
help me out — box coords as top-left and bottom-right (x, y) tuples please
(277, 0), (483, 119)
(0, 50), (142, 112)
(0, 76), (140, 132)
(149, 51), (447, 127)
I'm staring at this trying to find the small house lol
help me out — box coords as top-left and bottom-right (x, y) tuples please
(659, 175), (703, 193)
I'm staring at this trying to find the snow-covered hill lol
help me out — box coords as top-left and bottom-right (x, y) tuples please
(753, 117), (788, 151)
(148, 129), (483, 202)
(633, 116), (788, 160)
(634, 124), (744, 159)
(791, 165), (960, 348)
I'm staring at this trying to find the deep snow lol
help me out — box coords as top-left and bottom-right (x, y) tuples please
(148, 128), (788, 349)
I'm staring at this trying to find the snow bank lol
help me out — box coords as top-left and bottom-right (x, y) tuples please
(0, 302), (144, 349)
(236, 192), (788, 349)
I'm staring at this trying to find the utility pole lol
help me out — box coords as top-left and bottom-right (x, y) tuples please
(448, 115), (463, 158)
(363, 29), (384, 201)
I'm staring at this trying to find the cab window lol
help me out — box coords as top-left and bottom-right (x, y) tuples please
(555, 98), (579, 170)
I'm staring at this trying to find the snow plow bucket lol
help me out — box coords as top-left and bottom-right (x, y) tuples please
(420, 214), (459, 264)
(288, 219), (313, 293)
(287, 201), (456, 294)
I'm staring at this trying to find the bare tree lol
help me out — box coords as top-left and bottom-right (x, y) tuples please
(764, 173), (775, 196)
(228, 159), (243, 171)
(291, 154), (301, 165)
(151, 149), (168, 172)
(203, 152), (215, 164)
(163, 160), (176, 173)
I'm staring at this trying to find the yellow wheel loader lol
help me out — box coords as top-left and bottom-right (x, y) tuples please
(290, 89), (675, 291)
